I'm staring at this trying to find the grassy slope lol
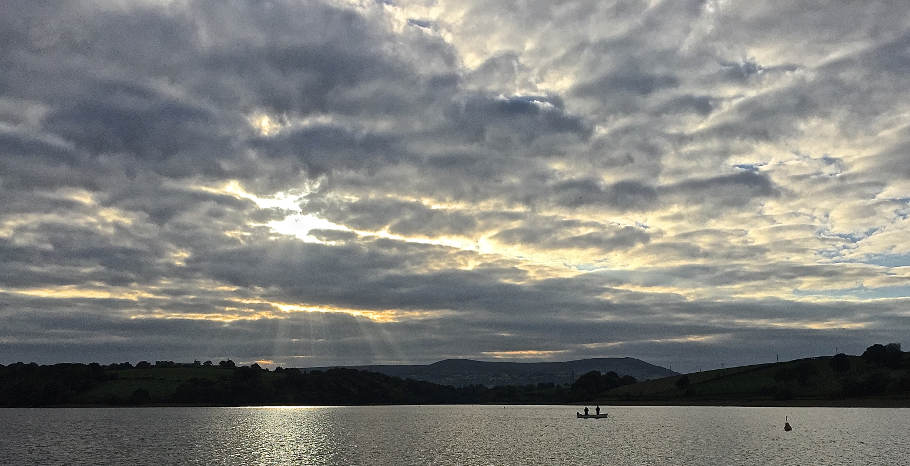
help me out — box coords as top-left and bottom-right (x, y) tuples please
(599, 354), (910, 406)
(75, 367), (235, 403)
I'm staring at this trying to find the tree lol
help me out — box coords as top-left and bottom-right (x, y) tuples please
(218, 360), (235, 369)
(863, 343), (902, 368)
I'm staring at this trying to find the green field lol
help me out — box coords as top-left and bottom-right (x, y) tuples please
(75, 366), (234, 404)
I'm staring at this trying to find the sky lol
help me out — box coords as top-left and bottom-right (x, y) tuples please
(1, 0), (909, 372)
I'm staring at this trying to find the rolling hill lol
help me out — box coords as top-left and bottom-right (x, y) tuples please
(302, 357), (677, 387)
(598, 350), (910, 406)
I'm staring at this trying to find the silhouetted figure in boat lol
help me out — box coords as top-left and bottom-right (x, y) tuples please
(784, 416), (792, 431)
(584, 407), (589, 416)
(595, 405), (600, 415)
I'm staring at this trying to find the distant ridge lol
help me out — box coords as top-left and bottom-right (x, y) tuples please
(301, 357), (677, 387)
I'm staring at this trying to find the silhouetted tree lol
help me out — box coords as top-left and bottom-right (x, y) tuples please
(218, 360), (235, 369)
(569, 370), (637, 400)
(862, 343), (902, 368)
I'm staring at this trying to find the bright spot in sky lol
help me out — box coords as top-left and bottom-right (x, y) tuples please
(268, 213), (348, 242)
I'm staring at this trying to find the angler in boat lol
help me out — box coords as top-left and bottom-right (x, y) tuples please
(577, 405), (608, 418)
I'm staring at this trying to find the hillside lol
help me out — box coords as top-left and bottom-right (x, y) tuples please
(599, 347), (910, 406)
(303, 357), (676, 387)
(4, 345), (907, 407)
(0, 362), (635, 407)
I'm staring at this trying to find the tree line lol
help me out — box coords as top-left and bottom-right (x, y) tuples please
(0, 360), (636, 407)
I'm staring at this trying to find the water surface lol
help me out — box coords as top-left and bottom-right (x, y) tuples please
(0, 405), (905, 465)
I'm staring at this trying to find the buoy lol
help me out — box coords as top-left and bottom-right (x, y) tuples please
(784, 416), (792, 431)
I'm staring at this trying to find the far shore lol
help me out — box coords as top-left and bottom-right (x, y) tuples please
(11, 398), (910, 409)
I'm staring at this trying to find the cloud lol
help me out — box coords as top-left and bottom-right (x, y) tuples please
(1, 0), (909, 372)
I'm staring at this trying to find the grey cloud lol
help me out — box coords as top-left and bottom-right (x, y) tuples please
(466, 53), (532, 93)
(663, 171), (779, 207)
(306, 197), (478, 237)
(545, 172), (777, 212)
(1, 0), (909, 371)
(492, 220), (650, 252)
(717, 58), (799, 83)
(407, 18), (434, 29)
(656, 95), (715, 116)
(550, 178), (658, 210)
(443, 94), (591, 148)
(41, 81), (236, 177)
(573, 70), (679, 98)
(308, 229), (359, 243)
(3, 290), (906, 372)
(253, 125), (406, 177)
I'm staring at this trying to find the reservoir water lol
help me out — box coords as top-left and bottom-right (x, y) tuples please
(1, 405), (906, 465)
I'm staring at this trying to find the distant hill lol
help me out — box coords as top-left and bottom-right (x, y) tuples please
(302, 357), (676, 387)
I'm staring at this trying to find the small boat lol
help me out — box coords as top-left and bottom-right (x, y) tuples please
(784, 416), (792, 431)
(577, 412), (609, 419)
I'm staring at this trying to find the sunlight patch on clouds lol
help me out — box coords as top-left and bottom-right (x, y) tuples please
(0, 209), (134, 240)
(730, 318), (868, 330)
(192, 179), (307, 211)
(580, 334), (727, 350)
(481, 349), (570, 359)
(268, 214), (349, 243)
(6, 286), (159, 301)
(265, 301), (446, 323)
(190, 179), (351, 243)
(248, 112), (284, 137)
(130, 311), (279, 322)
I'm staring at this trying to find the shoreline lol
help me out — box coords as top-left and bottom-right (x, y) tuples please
(5, 398), (910, 409)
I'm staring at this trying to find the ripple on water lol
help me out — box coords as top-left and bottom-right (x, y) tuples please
(0, 405), (907, 465)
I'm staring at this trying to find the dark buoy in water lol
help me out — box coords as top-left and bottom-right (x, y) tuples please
(784, 416), (792, 432)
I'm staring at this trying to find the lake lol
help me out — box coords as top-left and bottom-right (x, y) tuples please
(0, 405), (906, 465)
